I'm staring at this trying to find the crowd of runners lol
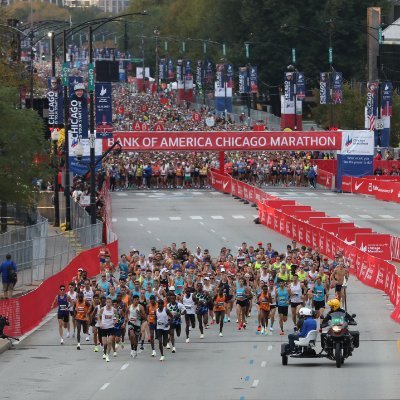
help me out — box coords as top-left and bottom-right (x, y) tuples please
(52, 240), (349, 362)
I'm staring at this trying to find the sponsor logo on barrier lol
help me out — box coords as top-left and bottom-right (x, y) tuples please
(354, 182), (364, 191)
(344, 238), (356, 245)
(355, 233), (391, 260)
(223, 180), (229, 190)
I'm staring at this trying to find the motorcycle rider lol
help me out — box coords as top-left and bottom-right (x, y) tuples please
(321, 299), (354, 327)
(288, 307), (317, 352)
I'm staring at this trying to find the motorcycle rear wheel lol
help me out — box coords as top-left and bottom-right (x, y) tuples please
(335, 342), (342, 368)
(282, 355), (288, 365)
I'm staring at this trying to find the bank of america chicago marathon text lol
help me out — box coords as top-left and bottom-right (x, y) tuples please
(106, 133), (339, 150)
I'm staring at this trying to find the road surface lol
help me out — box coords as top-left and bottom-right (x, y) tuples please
(0, 189), (399, 400)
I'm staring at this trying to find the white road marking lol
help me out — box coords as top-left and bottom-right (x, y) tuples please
(200, 221), (204, 225)
(147, 230), (152, 234)
(211, 216), (224, 219)
(232, 215), (245, 219)
(148, 217), (160, 221)
(358, 214), (372, 219)
(190, 216), (203, 220)
(120, 363), (129, 371)
(303, 192), (317, 196)
(253, 214), (259, 218)
(266, 192), (279, 196)
(140, 223), (144, 227)
(152, 192), (166, 196)
(191, 192), (203, 195)
(210, 192), (220, 195)
(221, 236), (227, 241)
(169, 217), (182, 221)
(251, 379), (259, 388)
(134, 193), (146, 196)
(112, 218), (117, 222)
(210, 229), (216, 233)
(126, 218), (138, 222)
(115, 193), (127, 196)
(100, 383), (110, 391)
(261, 361), (267, 367)
(337, 214), (353, 220)
(267, 345), (273, 351)
(323, 192), (336, 196)
(156, 238), (161, 241)
(380, 215), (394, 219)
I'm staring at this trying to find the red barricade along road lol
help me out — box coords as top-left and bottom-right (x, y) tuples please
(0, 240), (118, 337)
(316, 168), (335, 189)
(208, 170), (400, 323)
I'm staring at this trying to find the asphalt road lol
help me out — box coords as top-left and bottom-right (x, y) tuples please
(0, 189), (399, 400)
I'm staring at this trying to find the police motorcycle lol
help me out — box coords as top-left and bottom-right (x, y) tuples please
(281, 307), (359, 368)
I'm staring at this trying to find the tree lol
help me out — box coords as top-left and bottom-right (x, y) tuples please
(0, 87), (50, 231)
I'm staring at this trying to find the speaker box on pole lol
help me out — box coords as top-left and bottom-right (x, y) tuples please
(95, 60), (119, 82)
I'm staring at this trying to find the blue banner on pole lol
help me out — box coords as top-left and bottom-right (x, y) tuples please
(366, 82), (378, 117)
(167, 58), (174, 80)
(69, 92), (88, 147)
(319, 72), (330, 105)
(196, 60), (203, 91)
(176, 59), (183, 83)
(216, 64), (224, 88)
(159, 58), (166, 80)
(250, 66), (258, 93)
(381, 81), (393, 117)
(226, 64), (234, 88)
(95, 82), (112, 138)
(239, 67), (248, 94)
(284, 72), (294, 101)
(68, 76), (83, 94)
(47, 78), (63, 125)
(296, 72), (306, 100)
(184, 60), (192, 77)
(332, 72), (343, 104)
(205, 60), (213, 89)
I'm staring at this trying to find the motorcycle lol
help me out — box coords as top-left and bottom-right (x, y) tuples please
(280, 312), (359, 368)
(321, 311), (359, 368)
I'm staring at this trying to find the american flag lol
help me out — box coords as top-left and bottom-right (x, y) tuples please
(368, 114), (375, 131)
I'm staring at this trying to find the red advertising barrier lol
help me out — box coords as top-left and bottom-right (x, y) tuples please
(0, 240), (118, 337)
(106, 131), (342, 151)
(316, 168), (335, 189)
(322, 222), (355, 236)
(209, 169), (400, 323)
(355, 233), (392, 260)
(293, 211), (326, 222)
(314, 159), (337, 174)
(374, 160), (400, 171)
(391, 236), (400, 262)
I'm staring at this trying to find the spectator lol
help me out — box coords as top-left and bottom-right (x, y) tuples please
(308, 167), (316, 189)
(0, 254), (18, 299)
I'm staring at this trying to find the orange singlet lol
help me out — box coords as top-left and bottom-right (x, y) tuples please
(214, 294), (226, 312)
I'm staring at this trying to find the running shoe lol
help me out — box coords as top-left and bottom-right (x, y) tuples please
(172, 347), (176, 353)
(130, 350), (135, 357)
(105, 354), (110, 362)
(257, 326), (262, 332)
(77, 343), (81, 350)
(269, 326), (274, 332)
(264, 330), (269, 336)
(210, 320), (215, 325)
(200, 334), (204, 339)
(113, 352), (117, 357)
(102, 354), (106, 359)
(115, 343), (119, 350)
(186, 338), (190, 343)
(227, 317), (231, 322)
(120, 342), (125, 349)
(260, 328), (264, 335)
(85, 336), (90, 342)
(140, 345), (144, 350)
(236, 319), (239, 323)
(279, 330), (284, 336)
(166, 343), (171, 349)
(94, 346), (98, 352)
(238, 325), (242, 331)
(60, 338), (64, 345)
(160, 355), (165, 362)
(133, 351), (138, 358)
(223, 317), (228, 323)
(66, 332), (70, 338)
(243, 323), (247, 329)
(152, 350), (156, 357)
(219, 332), (223, 337)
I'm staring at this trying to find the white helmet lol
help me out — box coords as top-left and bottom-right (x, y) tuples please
(74, 82), (85, 91)
(299, 307), (312, 317)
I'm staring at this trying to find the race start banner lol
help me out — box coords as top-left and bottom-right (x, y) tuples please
(104, 131), (342, 152)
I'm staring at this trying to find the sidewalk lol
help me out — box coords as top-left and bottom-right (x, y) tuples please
(0, 338), (11, 354)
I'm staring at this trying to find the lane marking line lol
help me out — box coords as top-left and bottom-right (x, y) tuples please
(112, 218), (117, 222)
(232, 215), (245, 219)
(221, 236), (227, 241)
(115, 193), (127, 196)
(148, 217), (160, 221)
(156, 238), (161, 242)
(261, 361), (267, 367)
(169, 217), (182, 221)
(200, 221), (204, 225)
(139, 224), (144, 227)
(211, 216), (224, 219)
(120, 363), (129, 371)
(337, 214), (353, 220)
(358, 214), (372, 219)
(379, 215), (394, 219)
(100, 383), (110, 391)
(251, 379), (259, 388)
(190, 216), (203, 220)
(210, 229), (216, 233)
(267, 345), (273, 351)
(126, 218), (138, 222)
(147, 230), (152, 234)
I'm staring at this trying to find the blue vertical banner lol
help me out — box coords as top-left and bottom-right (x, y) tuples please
(167, 58), (174, 80)
(176, 59), (183, 83)
(95, 82), (112, 137)
(47, 78), (63, 125)
(196, 60), (203, 92)
(366, 81), (378, 118)
(226, 63), (234, 88)
(205, 60), (213, 89)
(284, 72), (294, 101)
(295, 72), (306, 100)
(69, 91), (88, 147)
(68, 76), (83, 94)
(332, 72), (343, 104)
(381, 81), (393, 116)
(239, 67), (248, 94)
(184, 60), (192, 77)
(216, 63), (224, 88)
(249, 66), (258, 93)
(319, 72), (330, 105)
(159, 58), (166, 80)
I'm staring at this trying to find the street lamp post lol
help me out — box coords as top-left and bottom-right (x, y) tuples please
(245, 42), (251, 118)
(327, 19), (334, 128)
(154, 28), (160, 92)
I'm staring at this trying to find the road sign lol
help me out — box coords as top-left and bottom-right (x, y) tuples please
(62, 62), (69, 87)
(131, 58), (144, 63)
(88, 63), (95, 92)
(376, 118), (384, 130)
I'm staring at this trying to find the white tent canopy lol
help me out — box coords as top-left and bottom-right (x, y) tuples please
(382, 19), (400, 44)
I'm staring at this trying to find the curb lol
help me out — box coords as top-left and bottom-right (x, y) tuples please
(0, 338), (11, 355)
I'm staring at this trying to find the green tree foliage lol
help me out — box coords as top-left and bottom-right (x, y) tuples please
(0, 87), (50, 206)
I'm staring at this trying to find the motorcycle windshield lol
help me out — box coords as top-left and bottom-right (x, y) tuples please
(329, 312), (346, 326)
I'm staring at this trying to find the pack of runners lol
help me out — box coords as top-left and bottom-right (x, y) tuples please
(52, 240), (349, 362)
